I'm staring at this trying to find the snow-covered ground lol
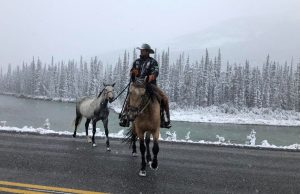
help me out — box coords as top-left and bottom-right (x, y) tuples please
(1, 124), (299, 151)
(169, 106), (300, 126)
(111, 103), (300, 126)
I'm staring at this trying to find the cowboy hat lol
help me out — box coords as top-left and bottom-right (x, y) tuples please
(136, 43), (154, 54)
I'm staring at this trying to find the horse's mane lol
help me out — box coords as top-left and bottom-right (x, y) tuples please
(132, 78), (160, 102)
(145, 83), (160, 102)
(97, 89), (104, 98)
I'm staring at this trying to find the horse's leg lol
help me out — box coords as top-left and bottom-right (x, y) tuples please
(132, 133), (138, 157)
(73, 114), (82, 138)
(102, 118), (110, 151)
(131, 124), (138, 156)
(150, 131), (160, 170)
(85, 119), (92, 143)
(145, 132), (152, 164)
(138, 136), (147, 177)
(92, 120), (97, 147)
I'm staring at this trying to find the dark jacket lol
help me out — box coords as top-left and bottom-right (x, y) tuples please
(131, 56), (159, 85)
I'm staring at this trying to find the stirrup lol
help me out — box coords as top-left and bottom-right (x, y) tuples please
(119, 118), (130, 127)
(160, 121), (172, 129)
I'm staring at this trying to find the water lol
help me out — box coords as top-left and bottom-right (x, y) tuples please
(0, 95), (300, 146)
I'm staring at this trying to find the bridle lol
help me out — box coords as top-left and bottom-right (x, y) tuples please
(128, 85), (151, 116)
(103, 88), (114, 101)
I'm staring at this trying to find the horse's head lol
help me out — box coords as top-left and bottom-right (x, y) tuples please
(100, 83), (115, 103)
(127, 78), (148, 121)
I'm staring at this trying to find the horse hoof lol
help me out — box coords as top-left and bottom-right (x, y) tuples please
(87, 137), (92, 143)
(150, 162), (158, 170)
(132, 152), (138, 157)
(106, 147), (111, 152)
(92, 143), (97, 147)
(146, 157), (152, 164)
(139, 170), (146, 177)
(73, 134), (76, 138)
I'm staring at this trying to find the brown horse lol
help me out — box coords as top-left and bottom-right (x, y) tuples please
(127, 78), (161, 177)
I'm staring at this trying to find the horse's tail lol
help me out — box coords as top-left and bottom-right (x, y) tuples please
(71, 115), (82, 128)
(71, 103), (83, 128)
(122, 126), (136, 147)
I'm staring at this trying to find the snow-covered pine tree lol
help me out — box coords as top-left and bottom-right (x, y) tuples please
(67, 60), (77, 98)
(159, 51), (166, 89)
(133, 48), (137, 62)
(75, 57), (84, 97)
(113, 56), (123, 100)
(34, 58), (43, 96)
(0, 67), (3, 92)
(59, 62), (68, 98)
(262, 55), (271, 107)
(286, 63), (295, 110)
(120, 51), (129, 99)
(29, 57), (36, 95)
(48, 65), (56, 98)
(296, 62), (300, 112)
(14, 66), (21, 94)
(97, 59), (104, 94)
(180, 56), (193, 106)
(244, 60), (251, 107)
(202, 49), (209, 106)
(88, 57), (97, 96)
(214, 50), (222, 105)
(197, 57), (206, 106)
(207, 59), (214, 106)
(192, 60), (199, 106)
(83, 61), (89, 96)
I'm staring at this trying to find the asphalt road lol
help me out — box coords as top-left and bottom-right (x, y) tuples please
(0, 131), (300, 194)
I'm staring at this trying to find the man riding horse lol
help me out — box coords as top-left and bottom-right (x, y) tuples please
(119, 43), (172, 128)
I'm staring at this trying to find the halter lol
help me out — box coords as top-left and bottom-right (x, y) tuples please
(104, 89), (113, 96)
(97, 86), (114, 102)
(128, 86), (151, 116)
(103, 88), (114, 101)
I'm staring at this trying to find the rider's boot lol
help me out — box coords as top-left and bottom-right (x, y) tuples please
(160, 106), (172, 129)
(164, 109), (172, 128)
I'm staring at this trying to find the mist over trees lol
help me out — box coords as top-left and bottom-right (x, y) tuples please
(1, 49), (300, 112)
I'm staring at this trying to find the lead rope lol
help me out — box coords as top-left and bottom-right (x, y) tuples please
(117, 81), (132, 117)
(111, 81), (131, 103)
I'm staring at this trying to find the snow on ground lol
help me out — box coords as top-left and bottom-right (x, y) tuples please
(111, 104), (300, 126)
(1, 124), (299, 151)
(169, 106), (300, 126)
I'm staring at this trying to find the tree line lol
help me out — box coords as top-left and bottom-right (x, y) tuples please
(1, 49), (300, 112)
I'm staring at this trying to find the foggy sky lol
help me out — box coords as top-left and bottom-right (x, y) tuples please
(0, 0), (299, 70)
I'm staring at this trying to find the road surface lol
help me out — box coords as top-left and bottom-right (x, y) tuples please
(0, 131), (300, 193)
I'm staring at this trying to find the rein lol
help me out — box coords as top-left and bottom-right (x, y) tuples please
(111, 81), (131, 102)
(128, 93), (151, 116)
(138, 97), (151, 115)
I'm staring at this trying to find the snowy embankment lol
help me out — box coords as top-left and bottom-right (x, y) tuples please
(170, 106), (300, 126)
(1, 123), (299, 151)
(111, 103), (300, 126)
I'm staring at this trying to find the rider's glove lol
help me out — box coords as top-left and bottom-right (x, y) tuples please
(148, 74), (156, 82)
(130, 68), (139, 77)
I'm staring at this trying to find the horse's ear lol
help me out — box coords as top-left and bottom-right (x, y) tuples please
(112, 82), (115, 87)
(103, 83), (107, 87)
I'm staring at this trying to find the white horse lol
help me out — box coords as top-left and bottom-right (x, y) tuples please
(73, 83), (115, 150)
